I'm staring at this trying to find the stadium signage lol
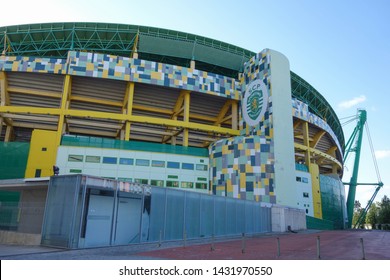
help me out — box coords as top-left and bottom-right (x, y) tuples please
(242, 79), (269, 127)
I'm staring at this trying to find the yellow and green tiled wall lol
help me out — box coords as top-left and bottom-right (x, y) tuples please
(210, 50), (277, 203)
(0, 56), (67, 74)
(239, 51), (273, 137)
(0, 51), (240, 100)
(209, 136), (275, 203)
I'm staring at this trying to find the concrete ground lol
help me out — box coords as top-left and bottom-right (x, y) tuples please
(1, 230), (389, 260)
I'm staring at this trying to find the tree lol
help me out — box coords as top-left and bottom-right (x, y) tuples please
(378, 195), (390, 224)
(352, 200), (364, 227)
(365, 202), (379, 228)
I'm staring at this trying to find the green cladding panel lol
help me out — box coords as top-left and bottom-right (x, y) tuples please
(0, 142), (30, 179)
(320, 174), (346, 229)
(61, 135), (208, 157)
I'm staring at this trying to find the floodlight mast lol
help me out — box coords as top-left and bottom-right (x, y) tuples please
(345, 109), (366, 228)
(344, 109), (383, 228)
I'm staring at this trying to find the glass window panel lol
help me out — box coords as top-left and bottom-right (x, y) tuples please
(196, 164), (207, 171)
(151, 180), (164, 187)
(181, 163), (194, 170)
(167, 161), (180, 169)
(136, 159), (150, 166)
(102, 157), (117, 164)
(140, 195), (151, 242)
(166, 181), (179, 188)
(236, 199), (245, 233)
(151, 160), (165, 167)
(119, 158), (134, 165)
(148, 187), (166, 242)
(200, 195), (213, 237)
(196, 182), (208, 190)
(181, 182), (193, 189)
(86, 156), (100, 163)
(214, 196), (226, 236)
(68, 155), (83, 162)
(41, 176), (80, 248)
(135, 179), (149, 184)
(184, 192), (201, 238)
(226, 199), (237, 235)
(165, 190), (184, 240)
(245, 202), (254, 233)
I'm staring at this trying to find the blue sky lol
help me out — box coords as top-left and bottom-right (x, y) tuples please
(1, 0), (389, 205)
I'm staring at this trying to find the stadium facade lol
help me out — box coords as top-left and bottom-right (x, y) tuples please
(0, 23), (347, 246)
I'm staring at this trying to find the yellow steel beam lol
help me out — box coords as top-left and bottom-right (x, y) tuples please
(183, 90), (190, 146)
(163, 90), (189, 144)
(0, 106), (240, 135)
(7, 86), (62, 99)
(0, 72), (10, 106)
(302, 121), (311, 172)
(231, 100), (238, 129)
(311, 131), (326, 149)
(0, 106), (60, 115)
(0, 71), (14, 141)
(5, 125), (13, 142)
(133, 104), (218, 123)
(57, 75), (72, 146)
(317, 146), (338, 165)
(172, 91), (188, 117)
(71, 95), (123, 107)
(293, 119), (302, 130)
(124, 82), (135, 141)
(294, 143), (342, 169)
(214, 99), (234, 126)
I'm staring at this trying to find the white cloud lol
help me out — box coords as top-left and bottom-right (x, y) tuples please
(375, 150), (390, 159)
(338, 95), (366, 109)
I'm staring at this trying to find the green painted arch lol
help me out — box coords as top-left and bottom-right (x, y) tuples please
(0, 22), (344, 150)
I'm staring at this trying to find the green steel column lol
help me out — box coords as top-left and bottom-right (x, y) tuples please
(346, 110), (367, 228)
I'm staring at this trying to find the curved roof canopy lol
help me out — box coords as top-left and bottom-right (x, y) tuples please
(0, 22), (344, 149)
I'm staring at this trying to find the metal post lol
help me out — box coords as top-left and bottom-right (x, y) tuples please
(317, 236), (321, 259)
(276, 237), (281, 257)
(211, 234), (215, 251)
(360, 238), (366, 260)
(183, 230), (187, 247)
(242, 233), (246, 254)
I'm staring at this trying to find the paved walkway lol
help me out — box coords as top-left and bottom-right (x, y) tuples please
(1, 230), (389, 260)
(138, 230), (390, 260)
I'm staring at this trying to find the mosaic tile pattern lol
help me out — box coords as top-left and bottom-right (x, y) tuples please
(66, 51), (240, 100)
(292, 98), (342, 153)
(209, 136), (275, 203)
(239, 51), (272, 136)
(0, 56), (67, 74)
(209, 50), (276, 203)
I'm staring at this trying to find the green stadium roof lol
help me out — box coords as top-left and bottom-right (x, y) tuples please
(0, 22), (344, 149)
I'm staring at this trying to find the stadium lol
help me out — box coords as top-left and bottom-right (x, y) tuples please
(0, 22), (346, 248)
